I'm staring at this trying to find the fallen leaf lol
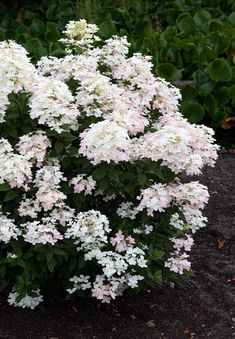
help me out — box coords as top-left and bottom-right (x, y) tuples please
(72, 306), (78, 313)
(221, 116), (235, 129)
(146, 320), (156, 327)
(184, 329), (196, 339)
(217, 239), (226, 249)
(112, 325), (117, 332)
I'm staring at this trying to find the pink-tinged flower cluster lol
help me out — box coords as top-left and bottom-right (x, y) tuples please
(34, 163), (66, 211)
(165, 253), (191, 275)
(69, 174), (96, 195)
(172, 181), (209, 209)
(110, 230), (135, 253)
(138, 114), (219, 175)
(137, 183), (172, 216)
(16, 132), (51, 167)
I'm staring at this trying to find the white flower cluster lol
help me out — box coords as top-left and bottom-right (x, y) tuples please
(8, 289), (43, 309)
(82, 247), (146, 302)
(79, 120), (132, 164)
(0, 41), (37, 123)
(29, 78), (79, 133)
(67, 275), (91, 294)
(116, 202), (138, 220)
(60, 19), (100, 51)
(0, 138), (32, 189)
(0, 209), (21, 243)
(22, 217), (63, 245)
(65, 210), (111, 250)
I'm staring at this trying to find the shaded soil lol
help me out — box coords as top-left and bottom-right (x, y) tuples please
(0, 154), (234, 339)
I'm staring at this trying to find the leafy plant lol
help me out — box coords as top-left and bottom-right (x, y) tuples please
(0, 20), (218, 308)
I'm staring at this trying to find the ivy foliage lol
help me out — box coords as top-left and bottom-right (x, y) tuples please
(0, 0), (235, 145)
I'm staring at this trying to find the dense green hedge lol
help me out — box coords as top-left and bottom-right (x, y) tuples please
(0, 0), (235, 145)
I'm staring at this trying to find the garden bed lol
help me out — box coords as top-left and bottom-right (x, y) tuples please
(0, 154), (234, 339)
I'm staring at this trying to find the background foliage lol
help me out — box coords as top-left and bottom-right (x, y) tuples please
(0, 0), (235, 146)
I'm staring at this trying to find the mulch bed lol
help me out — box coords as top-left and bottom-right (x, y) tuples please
(0, 154), (234, 339)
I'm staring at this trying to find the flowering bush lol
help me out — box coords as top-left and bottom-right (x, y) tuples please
(0, 19), (219, 309)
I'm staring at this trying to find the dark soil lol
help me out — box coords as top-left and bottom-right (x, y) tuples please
(0, 154), (234, 339)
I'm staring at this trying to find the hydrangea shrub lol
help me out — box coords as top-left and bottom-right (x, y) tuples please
(0, 20), (219, 309)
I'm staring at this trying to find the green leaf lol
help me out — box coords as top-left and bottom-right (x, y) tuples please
(154, 270), (163, 283)
(198, 82), (215, 96)
(138, 174), (147, 186)
(193, 10), (211, 27)
(135, 18), (153, 37)
(99, 178), (109, 191)
(215, 87), (230, 105)
(228, 12), (235, 25)
(46, 4), (58, 20)
(149, 249), (165, 261)
(31, 19), (46, 36)
(78, 256), (85, 269)
(47, 257), (56, 272)
(211, 109), (227, 125)
(148, 163), (164, 180)
(157, 63), (182, 81)
(99, 20), (117, 39)
(54, 248), (67, 256)
(27, 38), (46, 60)
(181, 84), (198, 101)
(45, 22), (60, 42)
(92, 167), (107, 180)
(45, 250), (53, 263)
(204, 95), (217, 115)
(4, 190), (18, 202)
(0, 183), (11, 191)
(230, 84), (235, 101)
(177, 13), (196, 35)
(208, 59), (233, 82)
(182, 101), (205, 123)
(55, 141), (64, 155)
